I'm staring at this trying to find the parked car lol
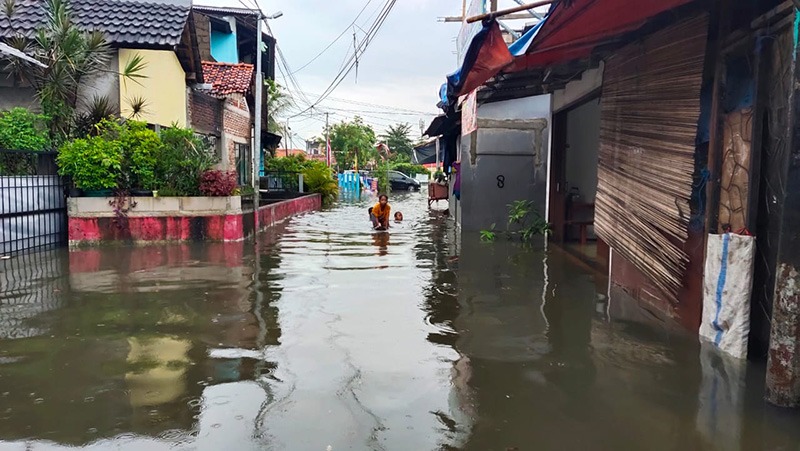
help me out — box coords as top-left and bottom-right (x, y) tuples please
(388, 170), (421, 191)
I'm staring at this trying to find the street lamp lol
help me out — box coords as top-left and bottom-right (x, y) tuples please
(266, 11), (283, 19)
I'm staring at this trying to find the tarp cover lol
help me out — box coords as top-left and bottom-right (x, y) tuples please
(512, 0), (696, 70)
(700, 233), (756, 360)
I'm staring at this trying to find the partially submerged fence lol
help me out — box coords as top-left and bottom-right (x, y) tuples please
(0, 149), (67, 255)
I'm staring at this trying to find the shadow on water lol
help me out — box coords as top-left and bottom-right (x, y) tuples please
(0, 191), (799, 450)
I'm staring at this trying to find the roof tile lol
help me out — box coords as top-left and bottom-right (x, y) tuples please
(201, 61), (254, 97)
(0, 0), (189, 47)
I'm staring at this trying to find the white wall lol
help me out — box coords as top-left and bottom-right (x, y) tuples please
(552, 62), (604, 113)
(458, 94), (552, 232)
(565, 98), (601, 203)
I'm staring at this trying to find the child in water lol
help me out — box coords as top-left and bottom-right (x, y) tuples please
(394, 212), (403, 222)
(369, 194), (391, 230)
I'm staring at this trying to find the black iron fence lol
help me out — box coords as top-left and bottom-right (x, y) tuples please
(0, 149), (67, 255)
(260, 171), (303, 193)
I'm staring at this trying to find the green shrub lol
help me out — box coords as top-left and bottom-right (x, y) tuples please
(159, 126), (217, 196)
(264, 154), (308, 173)
(0, 108), (51, 151)
(57, 137), (123, 190)
(390, 162), (427, 178)
(121, 121), (161, 190)
(303, 161), (339, 207)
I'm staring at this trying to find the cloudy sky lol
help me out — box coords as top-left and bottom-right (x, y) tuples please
(199, 0), (534, 147)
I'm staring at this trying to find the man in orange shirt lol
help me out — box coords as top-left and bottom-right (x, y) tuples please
(368, 194), (391, 230)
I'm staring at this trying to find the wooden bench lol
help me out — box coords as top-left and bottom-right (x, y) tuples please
(566, 202), (595, 245)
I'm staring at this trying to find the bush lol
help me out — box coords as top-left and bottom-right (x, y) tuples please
(57, 136), (123, 190)
(264, 154), (308, 173)
(121, 121), (161, 190)
(199, 170), (237, 196)
(159, 126), (217, 196)
(0, 108), (51, 151)
(302, 162), (338, 207)
(390, 162), (427, 178)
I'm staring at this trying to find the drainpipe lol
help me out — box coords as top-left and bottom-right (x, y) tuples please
(253, 16), (263, 195)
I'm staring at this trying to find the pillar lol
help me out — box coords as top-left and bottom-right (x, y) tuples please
(766, 7), (800, 407)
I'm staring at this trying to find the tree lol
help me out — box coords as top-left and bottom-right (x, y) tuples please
(380, 123), (414, 162)
(329, 116), (377, 171)
(265, 78), (292, 135)
(1, 0), (146, 142)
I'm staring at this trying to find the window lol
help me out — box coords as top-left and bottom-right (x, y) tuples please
(235, 143), (251, 186)
(195, 134), (220, 160)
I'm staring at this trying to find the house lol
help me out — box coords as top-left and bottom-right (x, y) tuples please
(275, 149), (307, 158)
(430, 0), (800, 406)
(0, 0), (203, 127)
(191, 5), (280, 179)
(190, 61), (254, 185)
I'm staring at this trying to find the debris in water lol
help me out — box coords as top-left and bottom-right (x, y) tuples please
(326, 446), (333, 451)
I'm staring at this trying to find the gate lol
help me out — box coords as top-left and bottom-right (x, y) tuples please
(0, 149), (67, 255)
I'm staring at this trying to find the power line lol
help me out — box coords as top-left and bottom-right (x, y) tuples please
(289, 0), (377, 75)
(289, 0), (398, 119)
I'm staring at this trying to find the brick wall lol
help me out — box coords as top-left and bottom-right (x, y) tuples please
(189, 90), (222, 135)
(223, 94), (252, 174)
(193, 12), (213, 62)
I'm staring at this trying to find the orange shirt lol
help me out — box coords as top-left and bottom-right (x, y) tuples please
(372, 202), (391, 222)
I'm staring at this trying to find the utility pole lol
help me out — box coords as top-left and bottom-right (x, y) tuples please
(325, 112), (330, 167)
(253, 16), (263, 191)
(490, 0), (498, 12)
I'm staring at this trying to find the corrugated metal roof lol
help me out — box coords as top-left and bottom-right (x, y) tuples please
(0, 0), (190, 47)
(192, 4), (260, 17)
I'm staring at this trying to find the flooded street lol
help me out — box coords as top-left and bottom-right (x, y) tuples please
(2, 193), (800, 451)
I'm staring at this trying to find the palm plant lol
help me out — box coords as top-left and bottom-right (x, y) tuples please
(266, 78), (292, 134)
(1, 0), (146, 142)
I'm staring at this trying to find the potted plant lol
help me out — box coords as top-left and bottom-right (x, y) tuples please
(57, 136), (122, 197)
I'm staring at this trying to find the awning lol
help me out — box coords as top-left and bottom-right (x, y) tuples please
(262, 131), (282, 148)
(437, 0), (697, 111)
(512, 0), (696, 70)
(424, 114), (459, 137)
(439, 18), (546, 112)
(413, 139), (442, 165)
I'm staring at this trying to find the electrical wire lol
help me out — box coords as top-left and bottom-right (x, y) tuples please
(289, 0), (377, 75)
(289, 0), (398, 119)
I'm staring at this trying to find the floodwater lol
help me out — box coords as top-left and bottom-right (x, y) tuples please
(1, 193), (800, 451)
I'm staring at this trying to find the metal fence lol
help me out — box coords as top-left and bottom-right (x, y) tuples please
(260, 171), (303, 193)
(0, 149), (67, 255)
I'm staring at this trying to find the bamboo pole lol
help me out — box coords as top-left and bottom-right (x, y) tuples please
(466, 0), (553, 23)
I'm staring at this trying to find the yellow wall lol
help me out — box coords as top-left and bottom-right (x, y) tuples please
(119, 49), (186, 127)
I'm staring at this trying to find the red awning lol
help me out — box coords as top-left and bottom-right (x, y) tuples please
(510, 0), (696, 71)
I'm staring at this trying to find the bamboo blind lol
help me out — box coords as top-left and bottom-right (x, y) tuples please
(596, 14), (709, 302)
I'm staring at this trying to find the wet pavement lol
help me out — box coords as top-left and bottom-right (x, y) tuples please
(1, 192), (800, 450)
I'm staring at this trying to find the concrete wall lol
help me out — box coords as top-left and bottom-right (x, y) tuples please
(67, 194), (320, 245)
(565, 98), (601, 203)
(119, 49), (187, 127)
(552, 63), (604, 112)
(210, 17), (239, 64)
(77, 52), (120, 115)
(0, 76), (37, 111)
(459, 95), (551, 232)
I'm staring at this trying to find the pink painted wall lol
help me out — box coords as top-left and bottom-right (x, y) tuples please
(255, 194), (322, 232)
(69, 194), (321, 246)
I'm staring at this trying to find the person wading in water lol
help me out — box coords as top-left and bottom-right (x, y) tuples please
(368, 194), (391, 230)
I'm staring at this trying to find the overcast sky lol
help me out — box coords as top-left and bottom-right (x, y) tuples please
(198, 0), (535, 147)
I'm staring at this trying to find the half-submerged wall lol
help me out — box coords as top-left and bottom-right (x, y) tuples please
(68, 194), (321, 246)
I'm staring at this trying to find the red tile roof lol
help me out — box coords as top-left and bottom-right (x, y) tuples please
(201, 61), (254, 97)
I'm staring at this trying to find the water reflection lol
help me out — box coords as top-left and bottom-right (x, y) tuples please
(2, 194), (800, 450)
